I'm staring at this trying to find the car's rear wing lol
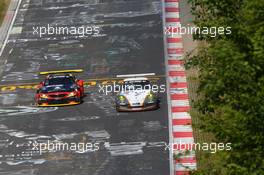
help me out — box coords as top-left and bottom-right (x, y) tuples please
(39, 69), (83, 75)
(116, 73), (155, 78)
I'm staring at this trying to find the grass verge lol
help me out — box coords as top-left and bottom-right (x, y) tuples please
(0, 0), (10, 25)
(186, 45), (216, 170)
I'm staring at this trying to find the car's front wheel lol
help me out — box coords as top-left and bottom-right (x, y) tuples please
(75, 97), (81, 103)
(116, 106), (121, 112)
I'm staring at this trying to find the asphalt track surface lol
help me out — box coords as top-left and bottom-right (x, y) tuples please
(0, 0), (169, 175)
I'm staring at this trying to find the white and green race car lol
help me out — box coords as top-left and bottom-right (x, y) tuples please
(115, 73), (159, 112)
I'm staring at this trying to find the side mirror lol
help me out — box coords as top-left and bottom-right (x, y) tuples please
(37, 82), (44, 89)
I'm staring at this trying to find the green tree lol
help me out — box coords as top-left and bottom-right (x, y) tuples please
(187, 0), (264, 174)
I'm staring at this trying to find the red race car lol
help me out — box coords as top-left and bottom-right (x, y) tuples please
(35, 69), (85, 107)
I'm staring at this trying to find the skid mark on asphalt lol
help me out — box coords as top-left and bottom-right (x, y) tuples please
(105, 142), (146, 156)
(51, 115), (100, 121)
(104, 141), (167, 156)
(142, 121), (163, 131)
(0, 106), (57, 117)
(0, 94), (17, 105)
(1, 72), (39, 82)
(5, 159), (46, 166)
(0, 122), (109, 142)
(0, 124), (167, 169)
(0, 124), (50, 164)
(52, 130), (110, 142)
(0, 123), (109, 164)
(88, 91), (118, 117)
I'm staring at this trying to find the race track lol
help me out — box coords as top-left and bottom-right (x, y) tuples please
(0, 0), (169, 174)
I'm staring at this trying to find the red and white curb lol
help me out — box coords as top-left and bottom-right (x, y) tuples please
(162, 0), (197, 174)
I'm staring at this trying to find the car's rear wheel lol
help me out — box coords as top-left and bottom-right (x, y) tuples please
(116, 106), (121, 112)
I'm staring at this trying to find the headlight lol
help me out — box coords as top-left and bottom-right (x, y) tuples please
(68, 92), (76, 97)
(148, 93), (154, 99)
(145, 92), (156, 103)
(117, 95), (128, 105)
(119, 95), (126, 102)
(40, 94), (48, 98)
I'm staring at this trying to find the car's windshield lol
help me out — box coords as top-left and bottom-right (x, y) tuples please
(44, 77), (74, 86)
(124, 80), (151, 90)
(40, 84), (76, 93)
